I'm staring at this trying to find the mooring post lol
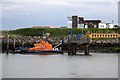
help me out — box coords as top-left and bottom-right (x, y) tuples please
(71, 43), (77, 55)
(68, 36), (71, 55)
(13, 36), (16, 54)
(22, 41), (25, 50)
(84, 44), (89, 55)
(61, 37), (64, 51)
(71, 44), (74, 55)
(6, 30), (9, 54)
(74, 43), (77, 55)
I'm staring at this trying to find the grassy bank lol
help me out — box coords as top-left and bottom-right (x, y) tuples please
(7, 28), (119, 36)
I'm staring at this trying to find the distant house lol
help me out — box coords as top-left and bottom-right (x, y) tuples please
(32, 26), (57, 28)
(67, 16), (101, 28)
(98, 22), (107, 28)
(32, 26), (51, 28)
(114, 25), (120, 28)
(67, 16), (84, 28)
(67, 15), (115, 29)
(106, 23), (114, 28)
(61, 26), (67, 28)
(84, 20), (101, 28)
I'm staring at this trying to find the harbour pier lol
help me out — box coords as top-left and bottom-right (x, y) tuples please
(67, 34), (90, 55)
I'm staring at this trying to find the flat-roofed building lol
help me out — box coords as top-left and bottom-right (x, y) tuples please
(98, 22), (107, 28)
(84, 20), (101, 28)
(72, 16), (78, 28)
(67, 17), (72, 28)
(32, 26), (54, 28)
(67, 16), (84, 28)
(61, 26), (67, 28)
(106, 23), (114, 28)
(67, 15), (101, 28)
(78, 17), (84, 28)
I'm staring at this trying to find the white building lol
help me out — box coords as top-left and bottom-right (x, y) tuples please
(67, 16), (115, 29)
(106, 23), (114, 28)
(98, 23), (114, 28)
(78, 24), (84, 28)
(98, 23), (107, 28)
(84, 24), (88, 28)
(67, 17), (72, 28)
(67, 16), (84, 28)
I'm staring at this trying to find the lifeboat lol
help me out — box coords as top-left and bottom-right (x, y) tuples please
(18, 40), (63, 55)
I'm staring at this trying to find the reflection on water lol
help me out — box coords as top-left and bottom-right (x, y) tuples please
(2, 53), (118, 78)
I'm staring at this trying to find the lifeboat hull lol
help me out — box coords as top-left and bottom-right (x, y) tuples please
(15, 50), (64, 55)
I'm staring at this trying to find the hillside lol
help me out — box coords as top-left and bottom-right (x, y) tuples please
(7, 28), (119, 37)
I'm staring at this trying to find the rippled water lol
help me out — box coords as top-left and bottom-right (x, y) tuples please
(0, 54), (2, 79)
(2, 53), (118, 78)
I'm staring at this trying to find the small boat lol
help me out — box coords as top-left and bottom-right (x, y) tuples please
(15, 40), (63, 55)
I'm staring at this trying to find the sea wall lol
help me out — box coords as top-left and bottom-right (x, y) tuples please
(1, 36), (120, 53)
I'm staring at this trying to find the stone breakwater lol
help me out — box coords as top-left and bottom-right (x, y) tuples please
(1, 36), (120, 53)
(91, 39), (119, 44)
(1, 36), (119, 44)
(1, 36), (62, 45)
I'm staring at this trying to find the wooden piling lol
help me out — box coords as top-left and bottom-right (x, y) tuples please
(68, 36), (71, 55)
(71, 43), (77, 55)
(6, 30), (9, 54)
(74, 43), (77, 55)
(61, 37), (64, 51)
(84, 44), (89, 55)
(13, 36), (16, 54)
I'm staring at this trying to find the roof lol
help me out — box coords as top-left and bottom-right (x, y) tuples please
(84, 20), (101, 23)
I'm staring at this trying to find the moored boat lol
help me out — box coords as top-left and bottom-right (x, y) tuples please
(15, 40), (64, 55)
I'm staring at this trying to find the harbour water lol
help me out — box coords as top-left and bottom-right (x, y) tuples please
(0, 54), (2, 79)
(2, 53), (118, 78)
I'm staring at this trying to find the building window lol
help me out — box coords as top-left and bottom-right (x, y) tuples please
(111, 35), (112, 37)
(97, 35), (99, 37)
(103, 34), (104, 37)
(95, 35), (96, 37)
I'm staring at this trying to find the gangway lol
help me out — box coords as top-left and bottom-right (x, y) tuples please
(53, 39), (68, 50)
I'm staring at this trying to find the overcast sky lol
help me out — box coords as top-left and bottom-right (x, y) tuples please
(1, 0), (119, 30)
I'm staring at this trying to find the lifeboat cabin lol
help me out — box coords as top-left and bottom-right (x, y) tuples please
(28, 40), (53, 51)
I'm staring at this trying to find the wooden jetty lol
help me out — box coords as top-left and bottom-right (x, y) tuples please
(68, 34), (90, 55)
